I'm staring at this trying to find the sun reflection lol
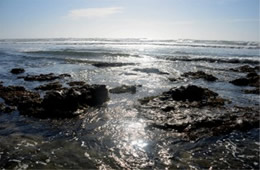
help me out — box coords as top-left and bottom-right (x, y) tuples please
(130, 139), (148, 148)
(127, 121), (143, 129)
(123, 119), (149, 150)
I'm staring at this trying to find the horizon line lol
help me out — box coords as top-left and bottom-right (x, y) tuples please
(0, 37), (259, 42)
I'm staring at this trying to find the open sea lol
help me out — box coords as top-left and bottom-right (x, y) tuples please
(0, 38), (259, 169)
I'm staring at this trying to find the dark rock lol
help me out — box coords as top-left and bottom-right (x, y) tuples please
(230, 78), (250, 86)
(67, 81), (86, 86)
(138, 96), (157, 105)
(19, 73), (71, 81)
(59, 73), (71, 78)
(243, 88), (260, 94)
(139, 85), (226, 108)
(10, 68), (25, 74)
(122, 72), (138, 76)
(109, 85), (137, 94)
(230, 73), (259, 87)
(138, 85), (258, 141)
(161, 105), (175, 112)
(26, 84), (108, 118)
(92, 62), (135, 68)
(148, 110), (259, 140)
(182, 71), (218, 81)
(230, 65), (258, 73)
(168, 77), (178, 82)
(35, 82), (63, 91)
(246, 72), (258, 78)
(164, 85), (219, 102)
(0, 103), (15, 113)
(0, 85), (40, 106)
(254, 66), (260, 71)
(0, 84), (109, 118)
(133, 68), (169, 75)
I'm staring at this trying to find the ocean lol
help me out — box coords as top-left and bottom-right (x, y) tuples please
(0, 38), (259, 169)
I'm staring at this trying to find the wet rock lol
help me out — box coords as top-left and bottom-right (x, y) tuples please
(0, 103), (15, 113)
(0, 85), (40, 106)
(254, 65), (260, 71)
(35, 82), (63, 91)
(18, 73), (71, 81)
(138, 86), (259, 140)
(243, 88), (260, 94)
(139, 85), (226, 108)
(230, 65), (258, 73)
(138, 96), (157, 105)
(25, 84), (108, 118)
(92, 62), (135, 67)
(133, 68), (169, 75)
(109, 85), (137, 94)
(10, 68), (25, 74)
(122, 72), (138, 76)
(67, 81), (86, 86)
(168, 77), (178, 82)
(161, 105), (175, 112)
(182, 71), (218, 81)
(0, 84), (109, 118)
(230, 73), (259, 87)
(163, 85), (223, 106)
(246, 72), (258, 78)
(230, 78), (250, 86)
(147, 109), (259, 140)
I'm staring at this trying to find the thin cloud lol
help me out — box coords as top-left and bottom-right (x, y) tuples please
(68, 7), (123, 19)
(227, 18), (260, 23)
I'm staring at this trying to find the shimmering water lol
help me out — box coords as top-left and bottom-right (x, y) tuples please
(0, 38), (259, 169)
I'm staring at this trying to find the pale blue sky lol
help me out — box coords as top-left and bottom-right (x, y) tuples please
(0, 0), (259, 41)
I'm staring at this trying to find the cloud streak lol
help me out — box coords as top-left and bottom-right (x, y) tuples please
(68, 7), (123, 19)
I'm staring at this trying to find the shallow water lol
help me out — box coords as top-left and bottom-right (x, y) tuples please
(0, 38), (259, 169)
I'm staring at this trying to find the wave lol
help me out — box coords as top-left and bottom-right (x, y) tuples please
(165, 56), (260, 64)
(25, 50), (140, 58)
(1, 38), (259, 49)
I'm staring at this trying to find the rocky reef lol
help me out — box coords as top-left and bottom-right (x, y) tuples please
(182, 71), (218, 81)
(229, 66), (259, 94)
(138, 85), (259, 140)
(18, 73), (71, 81)
(0, 72), (109, 118)
(10, 68), (25, 74)
(109, 85), (137, 94)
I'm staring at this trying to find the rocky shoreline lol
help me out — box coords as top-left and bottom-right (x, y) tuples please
(0, 65), (259, 140)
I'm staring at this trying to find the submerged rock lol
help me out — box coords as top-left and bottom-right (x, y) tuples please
(109, 85), (137, 94)
(67, 81), (86, 86)
(243, 88), (260, 94)
(230, 65), (259, 73)
(92, 62), (135, 67)
(133, 68), (169, 75)
(35, 82), (63, 91)
(19, 73), (71, 81)
(182, 71), (218, 81)
(0, 103), (15, 113)
(10, 68), (25, 74)
(147, 109), (259, 141)
(168, 77), (179, 82)
(230, 73), (259, 87)
(0, 84), (109, 118)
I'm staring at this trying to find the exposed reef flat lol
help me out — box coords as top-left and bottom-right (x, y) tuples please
(138, 85), (259, 141)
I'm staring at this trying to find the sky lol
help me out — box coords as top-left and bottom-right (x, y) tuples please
(0, 0), (259, 41)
